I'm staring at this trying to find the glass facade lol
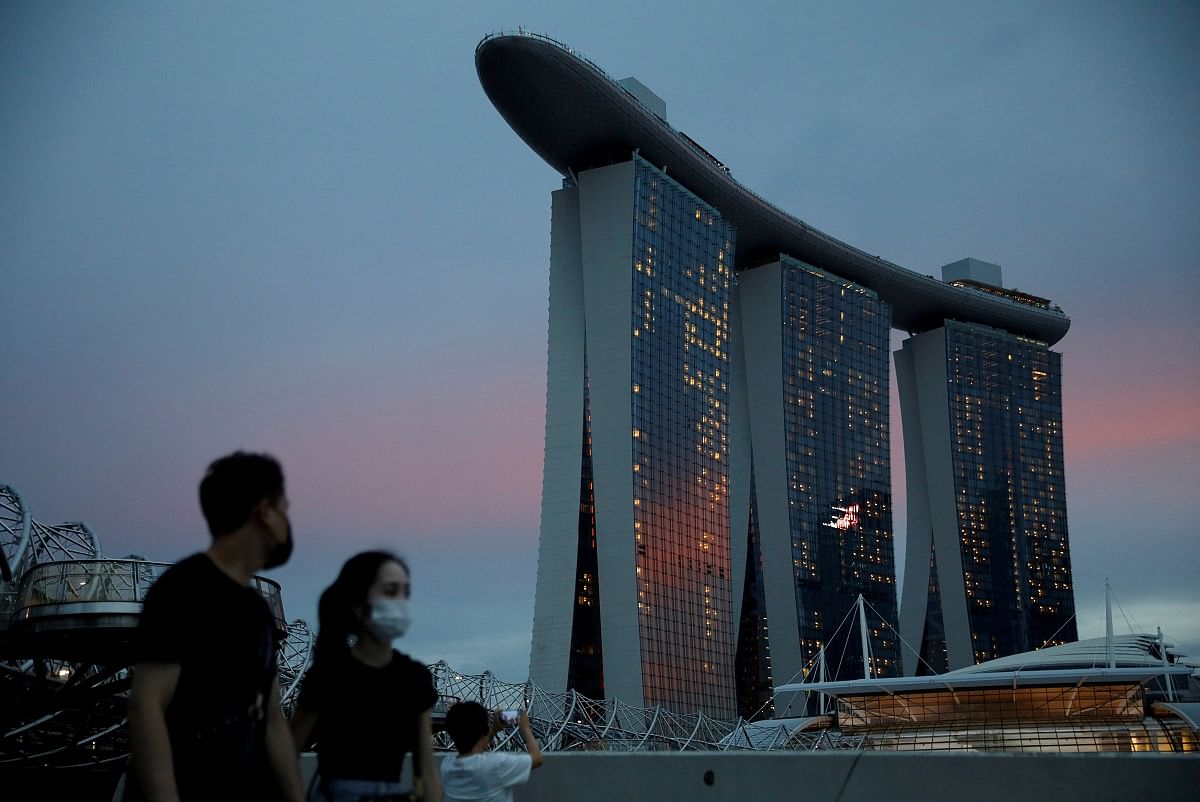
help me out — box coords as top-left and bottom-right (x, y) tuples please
(916, 540), (949, 674)
(835, 683), (1196, 752)
(630, 156), (737, 717)
(779, 257), (899, 682)
(933, 321), (1076, 663)
(567, 369), (603, 700)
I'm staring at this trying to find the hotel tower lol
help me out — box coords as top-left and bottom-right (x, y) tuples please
(897, 259), (1077, 674)
(476, 33), (1075, 717)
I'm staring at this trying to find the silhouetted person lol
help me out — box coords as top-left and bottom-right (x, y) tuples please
(127, 451), (304, 802)
(289, 551), (443, 802)
(441, 703), (543, 802)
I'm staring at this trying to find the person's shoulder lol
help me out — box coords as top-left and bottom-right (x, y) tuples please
(389, 650), (432, 680)
(144, 553), (210, 598)
(486, 752), (531, 767)
(160, 553), (213, 579)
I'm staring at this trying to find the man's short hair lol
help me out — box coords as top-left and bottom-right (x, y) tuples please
(445, 701), (490, 754)
(199, 452), (284, 537)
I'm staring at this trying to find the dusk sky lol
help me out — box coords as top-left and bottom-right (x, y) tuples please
(3, 1), (1197, 684)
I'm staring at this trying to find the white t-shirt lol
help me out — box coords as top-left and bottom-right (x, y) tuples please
(441, 752), (533, 802)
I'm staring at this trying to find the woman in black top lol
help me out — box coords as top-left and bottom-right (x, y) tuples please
(290, 551), (443, 802)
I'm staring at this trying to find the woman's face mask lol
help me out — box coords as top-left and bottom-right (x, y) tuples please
(366, 598), (412, 641)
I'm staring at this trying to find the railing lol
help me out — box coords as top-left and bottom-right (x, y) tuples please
(15, 560), (167, 610)
(11, 559), (285, 628)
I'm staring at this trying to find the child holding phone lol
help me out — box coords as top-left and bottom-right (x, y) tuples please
(441, 703), (543, 802)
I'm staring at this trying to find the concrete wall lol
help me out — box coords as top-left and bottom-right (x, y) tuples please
(895, 330), (974, 672)
(577, 161), (643, 709)
(508, 752), (1200, 802)
(119, 752), (1200, 802)
(739, 261), (806, 712)
(528, 185), (586, 693)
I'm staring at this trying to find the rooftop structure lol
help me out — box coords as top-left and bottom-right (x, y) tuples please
(475, 31), (1070, 343)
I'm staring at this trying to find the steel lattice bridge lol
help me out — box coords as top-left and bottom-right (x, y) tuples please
(429, 663), (856, 753)
(0, 484), (314, 768)
(1, 484), (846, 768)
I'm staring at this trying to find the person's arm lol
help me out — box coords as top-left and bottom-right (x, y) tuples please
(128, 662), (183, 802)
(288, 701), (318, 753)
(265, 677), (306, 802)
(517, 710), (544, 770)
(417, 709), (443, 802)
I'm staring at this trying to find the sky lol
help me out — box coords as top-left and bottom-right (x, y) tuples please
(2, 1), (1197, 684)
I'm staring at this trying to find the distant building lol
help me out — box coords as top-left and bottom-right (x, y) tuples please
(476, 32), (1072, 717)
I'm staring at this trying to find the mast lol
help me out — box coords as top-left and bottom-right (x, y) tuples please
(818, 645), (828, 714)
(857, 593), (872, 680)
(1158, 627), (1176, 702)
(1105, 579), (1115, 669)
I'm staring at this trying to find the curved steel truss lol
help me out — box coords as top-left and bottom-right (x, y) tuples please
(428, 662), (839, 752)
(0, 484), (315, 767)
(0, 485), (101, 589)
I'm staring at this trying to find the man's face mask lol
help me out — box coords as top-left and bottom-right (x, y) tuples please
(263, 508), (293, 570)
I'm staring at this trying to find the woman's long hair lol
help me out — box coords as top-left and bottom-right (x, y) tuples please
(312, 550), (408, 665)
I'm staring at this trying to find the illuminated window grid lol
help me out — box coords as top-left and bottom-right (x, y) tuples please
(630, 156), (736, 717)
(944, 322), (1074, 663)
(779, 257), (899, 681)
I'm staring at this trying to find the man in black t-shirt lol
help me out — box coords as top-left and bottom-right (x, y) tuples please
(127, 452), (305, 802)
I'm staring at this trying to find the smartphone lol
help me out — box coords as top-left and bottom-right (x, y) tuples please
(500, 710), (520, 723)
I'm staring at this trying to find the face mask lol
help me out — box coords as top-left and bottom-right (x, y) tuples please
(366, 598), (412, 641)
(263, 518), (293, 570)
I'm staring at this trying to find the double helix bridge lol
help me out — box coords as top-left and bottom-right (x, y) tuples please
(2, 485), (826, 773)
(0, 484), (313, 770)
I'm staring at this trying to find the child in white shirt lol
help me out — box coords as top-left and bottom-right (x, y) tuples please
(441, 702), (543, 802)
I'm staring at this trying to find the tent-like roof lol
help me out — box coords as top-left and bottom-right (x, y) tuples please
(775, 634), (1194, 698)
(954, 633), (1189, 674)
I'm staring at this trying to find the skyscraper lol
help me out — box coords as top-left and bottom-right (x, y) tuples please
(736, 257), (899, 716)
(476, 32), (1073, 716)
(529, 157), (739, 717)
(897, 262), (1076, 674)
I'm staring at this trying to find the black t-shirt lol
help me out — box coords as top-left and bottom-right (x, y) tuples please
(133, 553), (279, 798)
(298, 649), (437, 782)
